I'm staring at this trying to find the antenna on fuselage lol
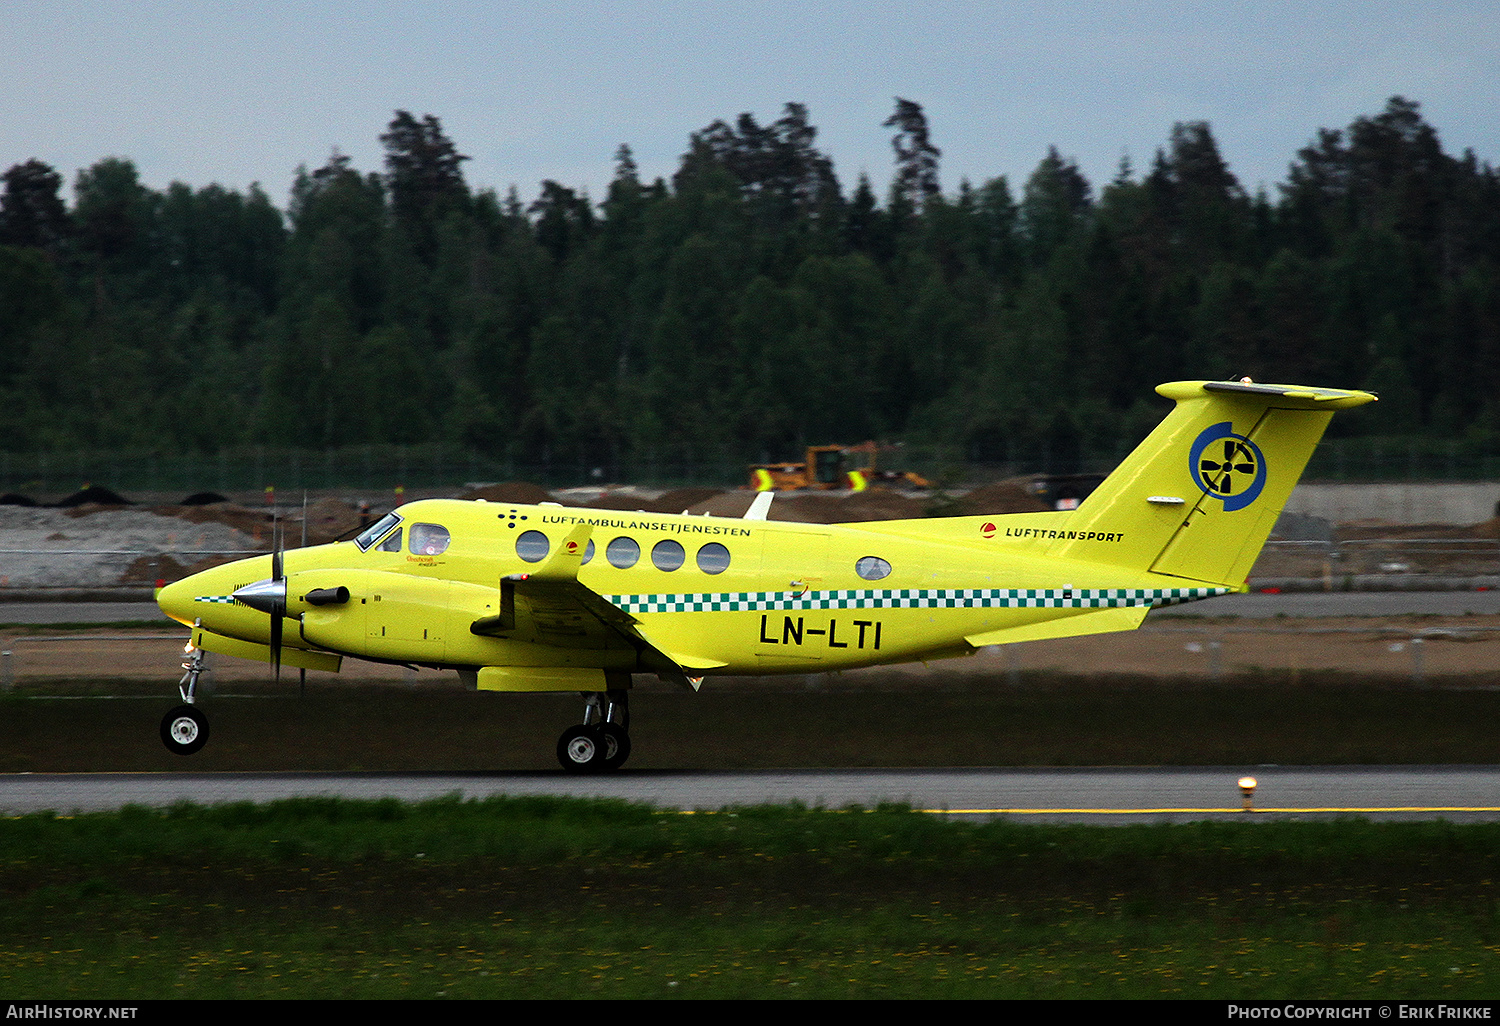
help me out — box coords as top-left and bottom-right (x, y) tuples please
(745, 491), (774, 521)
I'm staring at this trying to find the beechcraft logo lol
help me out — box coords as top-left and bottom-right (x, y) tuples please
(1189, 422), (1266, 512)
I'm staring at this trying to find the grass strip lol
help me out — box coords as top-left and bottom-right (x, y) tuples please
(2, 796), (1498, 998)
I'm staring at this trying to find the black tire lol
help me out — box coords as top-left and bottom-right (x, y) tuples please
(556, 724), (605, 773)
(601, 723), (631, 771)
(160, 705), (209, 756)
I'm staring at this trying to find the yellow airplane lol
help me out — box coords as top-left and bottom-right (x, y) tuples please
(156, 379), (1374, 771)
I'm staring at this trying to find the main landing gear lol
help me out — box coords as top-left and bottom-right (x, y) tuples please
(161, 645), (210, 756)
(556, 689), (631, 773)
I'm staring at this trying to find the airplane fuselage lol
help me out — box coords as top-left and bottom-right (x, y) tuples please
(158, 497), (1227, 680)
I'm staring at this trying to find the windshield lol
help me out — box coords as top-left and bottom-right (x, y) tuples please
(353, 511), (402, 552)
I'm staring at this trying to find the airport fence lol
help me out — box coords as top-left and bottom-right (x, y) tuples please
(2, 435), (1498, 504)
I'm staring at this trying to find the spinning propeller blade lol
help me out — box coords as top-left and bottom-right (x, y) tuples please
(230, 515), (289, 680)
(270, 514), (284, 681)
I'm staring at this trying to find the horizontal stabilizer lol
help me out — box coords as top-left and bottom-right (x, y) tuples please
(964, 605), (1149, 648)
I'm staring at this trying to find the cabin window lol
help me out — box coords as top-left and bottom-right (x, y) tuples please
(606, 536), (640, 569)
(581, 539), (595, 565)
(696, 542), (731, 575)
(652, 539), (685, 571)
(354, 511), (401, 552)
(516, 530), (550, 563)
(855, 556), (892, 581)
(378, 528), (403, 552)
(409, 523), (451, 556)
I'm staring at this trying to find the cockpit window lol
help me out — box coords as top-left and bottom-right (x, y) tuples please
(354, 511), (402, 551)
(378, 527), (403, 552)
(409, 523), (451, 556)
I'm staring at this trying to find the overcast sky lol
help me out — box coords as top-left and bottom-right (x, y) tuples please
(3, 1), (1497, 210)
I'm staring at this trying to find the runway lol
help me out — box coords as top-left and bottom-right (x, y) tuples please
(3, 766), (1498, 822)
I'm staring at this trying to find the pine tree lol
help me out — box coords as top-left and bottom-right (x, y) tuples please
(883, 98), (941, 211)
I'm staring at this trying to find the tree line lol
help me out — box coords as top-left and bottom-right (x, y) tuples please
(1, 97), (1497, 480)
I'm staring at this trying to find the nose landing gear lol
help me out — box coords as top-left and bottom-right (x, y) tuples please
(161, 644), (210, 756)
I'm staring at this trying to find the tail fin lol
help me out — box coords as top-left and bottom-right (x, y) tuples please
(1049, 380), (1375, 587)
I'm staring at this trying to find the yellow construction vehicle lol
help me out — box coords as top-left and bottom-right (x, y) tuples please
(749, 442), (931, 492)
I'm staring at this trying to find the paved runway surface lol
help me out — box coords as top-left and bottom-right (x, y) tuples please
(3, 766), (1497, 822)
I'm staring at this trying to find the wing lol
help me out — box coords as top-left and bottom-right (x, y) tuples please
(469, 523), (724, 685)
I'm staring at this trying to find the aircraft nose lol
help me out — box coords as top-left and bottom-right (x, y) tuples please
(156, 576), (201, 626)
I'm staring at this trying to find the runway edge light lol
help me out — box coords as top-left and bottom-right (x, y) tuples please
(1239, 776), (1258, 812)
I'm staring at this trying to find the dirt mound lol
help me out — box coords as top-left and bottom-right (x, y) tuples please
(180, 491), (229, 506)
(0, 493), (37, 506)
(1339, 518), (1500, 540)
(137, 503), (273, 543)
(684, 492), (762, 518)
(301, 498), (365, 545)
(460, 481), (554, 505)
(784, 491), (925, 523)
(950, 478), (1051, 516)
(56, 485), (133, 507)
(681, 490), (925, 524)
(634, 488), (725, 514)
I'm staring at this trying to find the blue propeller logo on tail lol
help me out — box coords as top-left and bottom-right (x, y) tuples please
(1189, 423), (1266, 512)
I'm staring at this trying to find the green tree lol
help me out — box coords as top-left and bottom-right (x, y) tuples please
(0, 159), (69, 254)
(884, 97), (941, 213)
(1145, 121), (1251, 263)
(381, 111), (470, 266)
(1018, 147), (1092, 267)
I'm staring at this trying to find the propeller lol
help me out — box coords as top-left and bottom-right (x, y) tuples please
(270, 520), (283, 680)
(232, 511), (288, 681)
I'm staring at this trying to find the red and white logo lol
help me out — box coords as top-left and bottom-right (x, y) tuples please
(981, 522), (997, 538)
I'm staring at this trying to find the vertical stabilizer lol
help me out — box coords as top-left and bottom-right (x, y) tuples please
(1048, 381), (1375, 587)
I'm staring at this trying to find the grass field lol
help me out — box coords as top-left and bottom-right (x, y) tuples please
(2, 797), (1498, 999)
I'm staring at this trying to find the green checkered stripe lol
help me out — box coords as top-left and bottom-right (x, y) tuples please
(195, 595), (237, 604)
(607, 586), (1230, 615)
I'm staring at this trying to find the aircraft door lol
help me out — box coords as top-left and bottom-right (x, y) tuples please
(752, 530), (831, 665)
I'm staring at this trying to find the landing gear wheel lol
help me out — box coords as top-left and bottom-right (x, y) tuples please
(160, 705), (209, 756)
(557, 725), (605, 773)
(601, 723), (631, 771)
